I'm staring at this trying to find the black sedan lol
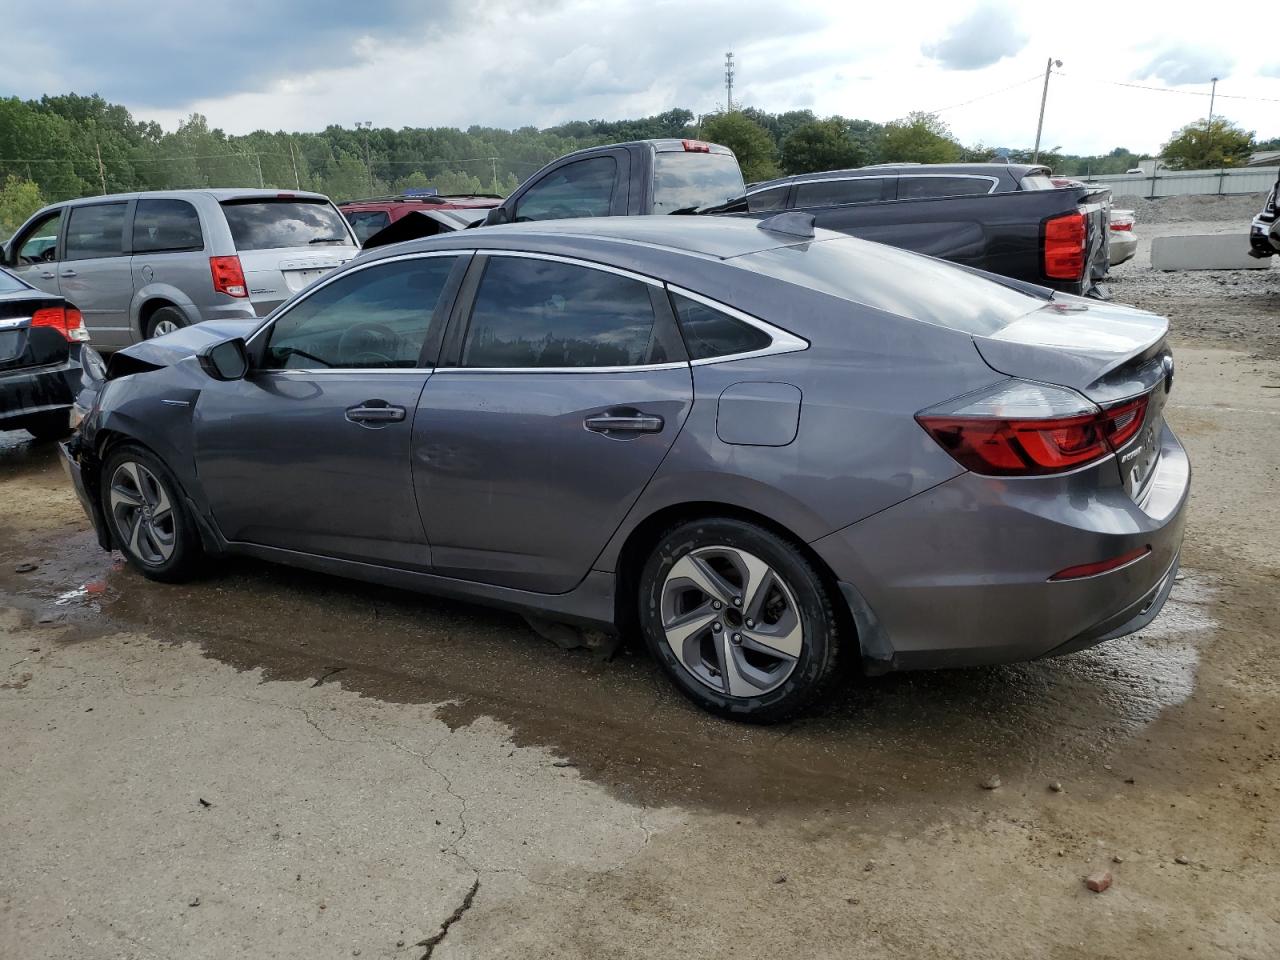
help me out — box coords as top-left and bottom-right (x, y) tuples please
(0, 267), (90, 440)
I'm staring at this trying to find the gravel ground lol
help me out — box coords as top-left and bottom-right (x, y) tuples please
(1107, 193), (1280, 359)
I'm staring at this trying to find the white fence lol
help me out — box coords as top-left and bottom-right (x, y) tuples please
(1082, 167), (1278, 198)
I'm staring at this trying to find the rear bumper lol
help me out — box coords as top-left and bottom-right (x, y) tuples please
(813, 422), (1190, 671)
(59, 437), (112, 551)
(0, 356), (81, 429)
(1108, 232), (1137, 266)
(1248, 217), (1278, 258)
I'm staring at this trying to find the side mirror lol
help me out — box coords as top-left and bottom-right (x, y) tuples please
(483, 206), (512, 227)
(198, 337), (249, 381)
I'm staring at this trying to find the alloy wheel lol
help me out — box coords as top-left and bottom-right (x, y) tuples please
(659, 545), (804, 697)
(151, 318), (181, 337)
(108, 461), (177, 566)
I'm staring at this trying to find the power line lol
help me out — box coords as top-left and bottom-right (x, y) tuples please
(1054, 70), (1280, 104)
(928, 72), (1044, 114)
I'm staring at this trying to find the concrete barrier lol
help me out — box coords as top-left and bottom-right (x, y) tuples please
(1151, 234), (1273, 271)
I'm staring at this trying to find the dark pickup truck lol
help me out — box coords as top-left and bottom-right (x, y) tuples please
(482, 143), (1112, 297)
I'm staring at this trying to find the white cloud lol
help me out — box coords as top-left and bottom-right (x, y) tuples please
(922, 3), (1029, 71)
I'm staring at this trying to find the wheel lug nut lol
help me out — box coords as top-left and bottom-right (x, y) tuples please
(712, 622), (723, 633)
(745, 619), (754, 628)
(731, 633), (742, 645)
(732, 597), (742, 607)
(712, 600), (722, 610)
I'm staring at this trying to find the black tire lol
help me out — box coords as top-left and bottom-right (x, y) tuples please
(146, 305), (188, 340)
(23, 411), (73, 441)
(101, 444), (203, 583)
(638, 518), (845, 724)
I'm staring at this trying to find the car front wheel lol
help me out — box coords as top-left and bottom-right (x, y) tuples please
(638, 518), (845, 723)
(102, 445), (202, 582)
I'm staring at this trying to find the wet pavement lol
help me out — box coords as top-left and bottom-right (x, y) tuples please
(2, 340), (1278, 959)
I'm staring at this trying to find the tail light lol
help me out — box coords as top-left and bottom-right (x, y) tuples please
(210, 255), (247, 298)
(1109, 221), (1133, 232)
(1049, 546), (1150, 581)
(682, 139), (712, 152)
(1043, 211), (1086, 280)
(31, 305), (90, 342)
(916, 380), (1150, 477)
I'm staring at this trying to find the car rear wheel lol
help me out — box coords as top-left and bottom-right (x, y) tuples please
(102, 445), (202, 582)
(146, 306), (187, 339)
(638, 518), (844, 723)
(22, 411), (73, 441)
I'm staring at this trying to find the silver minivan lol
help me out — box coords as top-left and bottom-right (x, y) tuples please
(1, 189), (359, 348)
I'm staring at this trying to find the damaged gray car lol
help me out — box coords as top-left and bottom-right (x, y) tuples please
(60, 215), (1189, 722)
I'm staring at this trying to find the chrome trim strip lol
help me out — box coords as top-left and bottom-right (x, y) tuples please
(746, 173), (1000, 197)
(0, 316), (31, 331)
(667, 285), (810, 365)
(434, 361), (687, 375)
(482, 250), (665, 287)
(259, 368), (434, 375)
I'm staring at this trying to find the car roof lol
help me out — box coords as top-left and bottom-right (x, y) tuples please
(50, 188), (334, 207)
(545, 138), (736, 165)
(378, 215), (815, 263)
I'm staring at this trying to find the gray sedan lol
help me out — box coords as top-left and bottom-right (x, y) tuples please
(60, 216), (1189, 722)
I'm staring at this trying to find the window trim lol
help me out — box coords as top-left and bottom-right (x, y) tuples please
(246, 249), (469, 373)
(440, 250), (684, 375)
(667, 286), (809, 366)
(753, 173), (1001, 204)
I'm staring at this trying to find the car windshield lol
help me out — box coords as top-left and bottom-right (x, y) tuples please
(735, 235), (1045, 335)
(653, 152), (747, 215)
(221, 199), (352, 251)
(0, 269), (28, 294)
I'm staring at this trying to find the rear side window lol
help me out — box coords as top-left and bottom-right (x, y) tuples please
(462, 257), (661, 368)
(515, 157), (616, 221)
(64, 203), (127, 261)
(345, 210), (390, 244)
(264, 256), (456, 370)
(795, 178), (885, 207)
(133, 199), (204, 253)
(221, 199), (351, 251)
(897, 176), (993, 199)
(670, 293), (772, 360)
(746, 185), (789, 213)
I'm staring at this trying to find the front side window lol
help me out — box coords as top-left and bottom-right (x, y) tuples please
(462, 257), (662, 368)
(795, 178), (886, 207)
(515, 157), (616, 221)
(222, 199), (351, 251)
(264, 256), (457, 370)
(897, 176), (993, 200)
(64, 203), (127, 261)
(15, 210), (63, 264)
(133, 199), (204, 254)
(670, 293), (772, 360)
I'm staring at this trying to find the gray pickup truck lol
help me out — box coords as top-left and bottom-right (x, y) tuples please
(482, 141), (1113, 297)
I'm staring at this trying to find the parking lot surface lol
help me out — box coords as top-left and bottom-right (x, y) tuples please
(2, 213), (1278, 958)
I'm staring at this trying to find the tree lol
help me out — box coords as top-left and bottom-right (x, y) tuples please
(1160, 118), (1254, 170)
(699, 112), (779, 183)
(779, 120), (863, 175)
(879, 112), (963, 164)
(0, 175), (45, 236)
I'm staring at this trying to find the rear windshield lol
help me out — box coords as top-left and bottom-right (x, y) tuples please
(653, 152), (747, 215)
(734, 236), (1044, 335)
(221, 199), (351, 251)
(0, 269), (28, 294)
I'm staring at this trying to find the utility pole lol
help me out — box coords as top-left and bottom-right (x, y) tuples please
(724, 52), (735, 113)
(288, 140), (301, 190)
(491, 156), (498, 192)
(355, 120), (373, 193)
(89, 120), (107, 194)
(1032, 57), (1062, 164)
(1208, 76), (1219, 125)
(254, 152), (265, 188)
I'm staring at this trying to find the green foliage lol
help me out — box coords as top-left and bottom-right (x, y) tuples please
(0, 175), (45, 236)
(780, 119), (864, 175)
(1160, 118), (1255, 170)
(699, 111), (779, 183)
(880, 112), (963, 164)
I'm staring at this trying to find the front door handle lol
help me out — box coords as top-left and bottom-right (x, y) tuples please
(584, 412), (665, 434)
(346, 401), (406, 424)
(59, 270), (77, 278)
(39, 271), (56, 279)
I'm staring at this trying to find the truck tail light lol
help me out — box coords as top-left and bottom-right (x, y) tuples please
(31, 305), (90, 342)
(916, 380), (1150, 477)
(1043, 211), (1087, 280)
(210, 255), (247, 298)
(1109, 221), (1133, 232)
(682, 139), (712, 152)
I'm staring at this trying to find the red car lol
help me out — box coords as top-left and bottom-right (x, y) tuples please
(338, 194), (501, 245)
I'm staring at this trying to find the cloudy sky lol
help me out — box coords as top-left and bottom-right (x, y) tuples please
(2, 0), (1277, 156)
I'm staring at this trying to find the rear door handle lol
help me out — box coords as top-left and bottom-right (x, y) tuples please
(346, 402), (406, 424)
(39, 271), (56, 279)
(59, 270), (77, 278)
(584, 412), (665, 434)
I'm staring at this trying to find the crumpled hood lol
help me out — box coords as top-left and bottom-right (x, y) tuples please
(112, 319), (259, 369)
(974, 296), (1169, 395)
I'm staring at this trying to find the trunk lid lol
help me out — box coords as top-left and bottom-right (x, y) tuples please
(0, 285), (68, 372)
(974, 296), (1174, 500)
